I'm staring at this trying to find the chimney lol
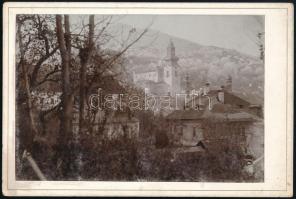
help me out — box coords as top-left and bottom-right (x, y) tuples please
(203, 82), (210, 95)
(225, 75), (232, 92)
(185, 73), (191, 96)
(218, 86), (225, 103)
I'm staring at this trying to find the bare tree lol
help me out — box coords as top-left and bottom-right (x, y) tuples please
(78, 15), (95, 134)
(17, 14), (151, 179)
(16, 16), (38, 152)
(55, 15), (73, 177)
(16, 15), (60, 151)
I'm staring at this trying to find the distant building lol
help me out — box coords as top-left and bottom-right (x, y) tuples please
(166, 78), (263, 156)
(133, 39), (181, 96)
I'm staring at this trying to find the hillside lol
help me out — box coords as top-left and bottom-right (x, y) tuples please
(105, 23), (264, 105)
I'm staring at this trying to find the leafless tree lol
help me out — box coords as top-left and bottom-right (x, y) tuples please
(78, 15), (95, 134)
(16, 16), (38, 152)
(16, 15), (60, 152)
(17, 14), (151, 179)
(55, 15), (74, 177)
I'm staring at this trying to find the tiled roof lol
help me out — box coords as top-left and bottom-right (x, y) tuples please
(133, 64), (158, 74)
(211, 103), (237, 113)
(167, 106), (256, 122)
(230, 91), (262, 105)
(207, 89), (220, 96)
(224, 91), (251, 106)
(202, 111), (256, 122)
(166, 109), (204, 120)
(226, 112), (256, 121)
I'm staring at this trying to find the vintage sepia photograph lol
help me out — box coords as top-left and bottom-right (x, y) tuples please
(2, 2), (293, 197)
(15, 14), (264, 182)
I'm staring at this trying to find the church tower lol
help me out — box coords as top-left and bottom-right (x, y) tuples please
(162, 39), (181, 95)
(164, 39), (179, 63)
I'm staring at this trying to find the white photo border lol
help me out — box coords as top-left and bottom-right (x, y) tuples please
(2, 2), (294, 197)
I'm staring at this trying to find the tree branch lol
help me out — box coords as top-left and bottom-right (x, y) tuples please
(30, 46), (59, 87)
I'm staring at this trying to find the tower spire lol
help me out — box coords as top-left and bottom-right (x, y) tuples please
(165, 38), (178, 62)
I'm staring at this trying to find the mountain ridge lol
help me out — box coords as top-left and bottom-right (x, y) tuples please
(106, 22), (264, 105)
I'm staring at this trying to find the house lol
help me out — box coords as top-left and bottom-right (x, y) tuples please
(133, 39), (181, 96)
(72, 109), (140, 140)
(166, 77), (263, 155)
(102, 111), (140, 139)
(72, 75), (141, 140)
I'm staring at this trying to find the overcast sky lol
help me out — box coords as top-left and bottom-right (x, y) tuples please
(70, 15), (264, 57)
(115, 15), (264, 57)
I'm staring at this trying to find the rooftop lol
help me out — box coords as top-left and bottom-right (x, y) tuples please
(166, 104), (256, 122)
(133, 63), (158, 74)
(166, 109), (204, 120)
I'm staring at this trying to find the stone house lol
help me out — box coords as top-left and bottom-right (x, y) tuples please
(166, 78), (263, 155)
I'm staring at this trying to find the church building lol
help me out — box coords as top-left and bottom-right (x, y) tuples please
(133, 39), (181, 96)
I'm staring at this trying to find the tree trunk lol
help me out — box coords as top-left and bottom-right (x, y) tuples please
(55, 14), (73, 178)
(16, 17), (38, 153)
(79, 15), (95, 134)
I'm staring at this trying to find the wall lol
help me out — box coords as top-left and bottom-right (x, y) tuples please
(105, 122), (140, 139)
(245, 120), (264, 158)
(202, 121), (251, 152)
(169, 120), (203, 146)
(134, 71), (158, 83)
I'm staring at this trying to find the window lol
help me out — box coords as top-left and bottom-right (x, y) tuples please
(240, 126), (246, 136)
(176, 125), (183, 136)
(194, 127), (203, 140)
(193, 127), (196, 138)
(166, 71), (170, 77)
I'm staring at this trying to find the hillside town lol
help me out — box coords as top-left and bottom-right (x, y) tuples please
(16, 14), (264, 182)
